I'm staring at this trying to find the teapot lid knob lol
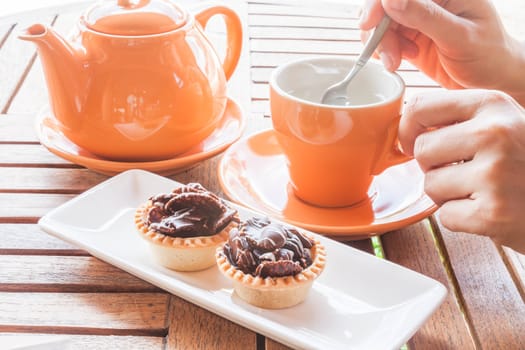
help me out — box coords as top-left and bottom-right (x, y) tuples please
(83, 0), (187, 36)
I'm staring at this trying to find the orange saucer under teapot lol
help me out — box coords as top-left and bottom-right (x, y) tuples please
(20, 0), (242, 161)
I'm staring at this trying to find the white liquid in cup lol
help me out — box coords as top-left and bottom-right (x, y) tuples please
(274, 57), (403, 108)
(289, 86), (386, 106)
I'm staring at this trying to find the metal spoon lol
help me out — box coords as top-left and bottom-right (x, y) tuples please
(320, 15), (391, 106)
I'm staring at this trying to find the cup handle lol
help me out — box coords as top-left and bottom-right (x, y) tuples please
(371, 116), (412, 175)
(195, 6), (243, 80)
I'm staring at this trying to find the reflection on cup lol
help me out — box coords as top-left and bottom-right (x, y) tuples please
(270, 56), (410, 208)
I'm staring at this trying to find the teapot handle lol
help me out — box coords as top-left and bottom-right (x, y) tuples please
(195, 6), (243, 80)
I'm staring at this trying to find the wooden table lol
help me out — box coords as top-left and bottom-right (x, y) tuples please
(1, 1), (524, 349)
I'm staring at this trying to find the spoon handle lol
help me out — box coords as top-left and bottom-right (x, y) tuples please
(356, 15), (391, 69)
(334, 15), (391, 88)
(320, 15), (391, 105)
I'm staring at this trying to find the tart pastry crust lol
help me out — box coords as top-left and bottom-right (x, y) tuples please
(216, 235), (326, 309)
(135, 202), (238, 271)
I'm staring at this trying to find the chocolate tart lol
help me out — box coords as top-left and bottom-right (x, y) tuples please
(216, 217), (326, 309)
(135, 183), (239, 271)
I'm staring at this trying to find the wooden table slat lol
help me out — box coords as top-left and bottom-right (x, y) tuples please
(249, 25), (362, 41)
(265, 338), (293, 350)
(248, 3), (358, 18)
(0, 14), (57, 114)
(0, 114), (41, 142)
(249, 14), (359, 29)
(0, 23), (15, 48)
(0, 292), (169, 334)
(0, 334), (164, 350)
(0, 144), (74, 166)
(166, 295), (258, 350)
(0, 1), (523, 349)
(250, 51), (418, 70)
(0, 255), (160, 292)
(503, 246), (525, 294)
(7, 12), (81, 115)
(436, 219), (525, 348)
(251, 38), (366, 54)
(381, 221), (477, 349)
(0, 193), (74, 221)
(0, 223), (83, 253)
(0, 168), (106, 193)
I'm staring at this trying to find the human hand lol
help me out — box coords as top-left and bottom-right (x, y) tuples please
(399, 89), (525, 254)
(359, 0), (525, 105)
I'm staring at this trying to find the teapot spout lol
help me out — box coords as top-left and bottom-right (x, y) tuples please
(19, 24), (87, 120)
(19, 23), (51, 41)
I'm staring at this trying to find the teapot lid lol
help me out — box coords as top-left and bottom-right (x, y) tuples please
(84, 0), (187, 36)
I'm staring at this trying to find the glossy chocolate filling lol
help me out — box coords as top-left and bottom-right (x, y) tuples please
(222, 217), (314, 278)
(145, 183), (237, 238)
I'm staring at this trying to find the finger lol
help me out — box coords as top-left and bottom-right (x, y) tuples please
(423, 161), (476, 205)
(438, 199), (486, 236)
(381, 0), (467, 47)
(399, 90), (484, 155)
(362, 26), (419, 67)
(359, 0), (386, 30)
(376, 28), (403, 71)
(413, 121), (478, 171)
(398, 24), (420, 42)
(360, 30), (377, 59)
(399, 35), (419, 59)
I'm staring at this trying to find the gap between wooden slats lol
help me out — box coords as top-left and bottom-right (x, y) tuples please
(166, 295), (258, 350)
(502, 246), (525, 299)
(0, 292), (169, 336)
(0, 23), (15, 49)
(381, 221), (477, 349)
(6, 11), (81, 115)
(0, 114), (81, 167)
(430, 216), (525, 348)
(0, 14), (58, 114)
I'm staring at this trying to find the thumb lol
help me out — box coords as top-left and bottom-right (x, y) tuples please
(381, 0), (466, 46)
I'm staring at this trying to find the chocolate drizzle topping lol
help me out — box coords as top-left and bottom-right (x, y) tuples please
(144, 183), (238, 238)
(222, 217), (315, 278)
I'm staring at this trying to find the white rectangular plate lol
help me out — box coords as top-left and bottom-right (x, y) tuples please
(39, 169), (446, 350)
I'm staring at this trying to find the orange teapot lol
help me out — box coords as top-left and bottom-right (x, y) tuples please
(20, 0), (242, 161)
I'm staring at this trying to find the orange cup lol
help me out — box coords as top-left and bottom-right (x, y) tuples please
(270, 56), (410, 207)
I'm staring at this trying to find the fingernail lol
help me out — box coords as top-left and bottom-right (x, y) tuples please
(379, 52), (393, 71)
(388, 0), (408, 11)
